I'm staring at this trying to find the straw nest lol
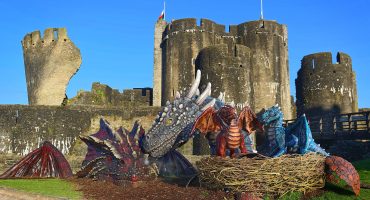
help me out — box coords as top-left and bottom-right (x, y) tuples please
(196, 153), (326, 198)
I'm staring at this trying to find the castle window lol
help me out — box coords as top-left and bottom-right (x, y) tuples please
(333, 70), (336, 73)
(240, 65), (243, 68)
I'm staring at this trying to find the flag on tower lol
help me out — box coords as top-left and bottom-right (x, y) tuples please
(158, 9), (165, 20)
(158, 2), (165, 20)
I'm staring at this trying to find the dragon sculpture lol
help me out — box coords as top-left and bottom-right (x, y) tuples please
(77, 119), (154, 181)
(78, 70), (222, 179)
(195, 105), (264, 157)
(258, 104), (361, 195)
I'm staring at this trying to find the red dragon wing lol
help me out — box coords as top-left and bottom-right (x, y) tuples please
(237, 106), (264, 134)
(325, 155), (361, 196)
(190, 107), (221, 137)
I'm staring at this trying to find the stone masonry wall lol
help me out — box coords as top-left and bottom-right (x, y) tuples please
(0, 105), (160, 156)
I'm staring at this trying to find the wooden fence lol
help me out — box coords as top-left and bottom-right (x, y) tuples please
(284, 111), (370, 140)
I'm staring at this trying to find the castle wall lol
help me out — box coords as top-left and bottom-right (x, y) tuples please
(0, 105), (160, 156)
(22, 28), (82, 105)
(295, 52), (358, 117)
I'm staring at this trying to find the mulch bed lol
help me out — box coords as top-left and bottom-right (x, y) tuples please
(69, 177), (232, 200)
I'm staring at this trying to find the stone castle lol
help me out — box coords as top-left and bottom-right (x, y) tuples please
(153, 19), (292, 119)
(0, 17), (360, 169)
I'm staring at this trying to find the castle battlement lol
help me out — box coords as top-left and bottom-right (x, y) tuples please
(22, 28), (69, 50)
(300, 52), (352, 73)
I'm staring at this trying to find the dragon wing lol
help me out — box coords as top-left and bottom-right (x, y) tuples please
(237, 106), (264, 134)
(190, 107), (221, 137)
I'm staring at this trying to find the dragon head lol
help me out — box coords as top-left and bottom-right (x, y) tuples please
(260, 104), (284, 126)
(140, 70), (219, 158)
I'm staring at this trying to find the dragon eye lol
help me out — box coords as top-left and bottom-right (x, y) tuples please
(165, 118), (173, 126)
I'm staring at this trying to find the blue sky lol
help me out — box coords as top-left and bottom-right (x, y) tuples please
(0, 0), (369, 108)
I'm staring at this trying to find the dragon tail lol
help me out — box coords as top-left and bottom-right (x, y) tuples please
(325, 156), (360, 196)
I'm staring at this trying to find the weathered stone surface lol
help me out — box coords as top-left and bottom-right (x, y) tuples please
(295, 52), (358, 117)
(155, 19), (292, 119)
(22, 28), (82, 105)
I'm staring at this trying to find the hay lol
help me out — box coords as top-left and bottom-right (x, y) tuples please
(196, 153), (326, 198)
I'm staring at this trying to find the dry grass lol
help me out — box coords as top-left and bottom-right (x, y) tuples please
(196, 153), (326, 198)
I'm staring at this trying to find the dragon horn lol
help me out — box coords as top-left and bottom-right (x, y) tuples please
(230, 101), (235, 107)
(195, 89), (200, 96)
(175, 91), (181, 99)
(325, 156), (360, 196)
(186, 70), (201, 98)
(201, 98), (216, 111)
(217, 92), (223, 100)
(222, 92), (225, 102)
(196, 82), (211, 105)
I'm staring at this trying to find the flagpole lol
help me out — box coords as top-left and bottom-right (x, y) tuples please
(164, 1), (166, 21)
(260, 0), (264, 20)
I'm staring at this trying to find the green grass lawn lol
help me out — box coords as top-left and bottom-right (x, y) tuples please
(0, 178), (82, 199)
(280, 158), (370, 200)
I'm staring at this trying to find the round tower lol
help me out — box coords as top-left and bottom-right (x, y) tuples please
(295, 52), (358, 117)
(161, 18), (232, 105)
(196, 44), (253, 108)
(235, 20), (291, 118)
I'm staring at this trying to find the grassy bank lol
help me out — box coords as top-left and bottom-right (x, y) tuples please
(0, 178), (82, 199)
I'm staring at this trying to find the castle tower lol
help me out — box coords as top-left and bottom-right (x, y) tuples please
(196, 44), (253, 108)
(295, 52), (358, 117)
(235, 20), (291, 118)
(156, 18), (292, 118)
(153, 19), (167, 107)
(22, 28), (82, 105)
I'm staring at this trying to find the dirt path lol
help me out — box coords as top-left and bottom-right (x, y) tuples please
(0, 187), (65, 200)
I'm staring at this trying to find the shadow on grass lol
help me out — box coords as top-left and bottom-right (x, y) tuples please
(324, 182), (355, 196)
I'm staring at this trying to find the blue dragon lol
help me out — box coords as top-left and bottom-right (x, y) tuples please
(259, 104), (329, 157)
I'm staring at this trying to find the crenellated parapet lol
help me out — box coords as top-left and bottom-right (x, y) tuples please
(296, 52), (358, 117)
(22, 28), (82, 105)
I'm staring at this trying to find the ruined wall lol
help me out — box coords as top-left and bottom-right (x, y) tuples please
(158, 19), (292, 118)
(196, 44), (253, 108)
(22, 28), (82, 105)
(68, 82), (152, 107)
(295, 52), (358, 117)
(0, 105), (160, 156)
